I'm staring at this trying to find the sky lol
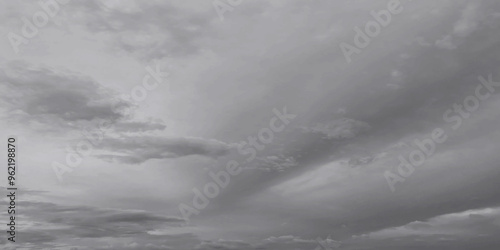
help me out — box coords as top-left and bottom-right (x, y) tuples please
(1, 0), (500, 249)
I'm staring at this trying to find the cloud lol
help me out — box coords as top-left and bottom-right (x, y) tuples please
(195, 239), (255, 250)
(0, 198), (186, 250)
(113, 119), (167, 132)
(0, 61), (169, 135)
(345, 206), (500, 250)
(366, 206), (500, 239)
(0, 61), (130, 130)
(263, 235), (316, 244)
(260, 235), (321, 249)
(66, 0), (215, 60)
(1, 195), (329, 250)
(305, 118), (371, 140)
(21, 201), (184, 237)
(453, 2), (481, 37)
(97, 135), (236, 164)
(345, 155), (374, 168)
(436, 2), (482, 49)
(253, 155), (298, 172)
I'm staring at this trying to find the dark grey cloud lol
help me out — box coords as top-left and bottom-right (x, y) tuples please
(1, 196), (322, 250)
(0, 61), (167, 135)
(0, 198), (186, 249)
(0, 61), (129, 130)
(22, 201), (184, 237)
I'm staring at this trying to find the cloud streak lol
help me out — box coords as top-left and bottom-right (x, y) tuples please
(97, 135), (235, 164)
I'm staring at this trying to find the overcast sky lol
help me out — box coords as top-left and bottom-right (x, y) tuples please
(1, 0), (500, 249)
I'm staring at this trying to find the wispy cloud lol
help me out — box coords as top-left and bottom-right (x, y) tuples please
(97, 135), (235, 164)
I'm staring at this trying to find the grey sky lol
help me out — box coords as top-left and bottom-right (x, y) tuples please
(1, 0), (500, 249)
